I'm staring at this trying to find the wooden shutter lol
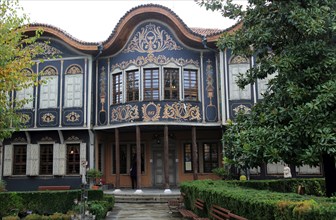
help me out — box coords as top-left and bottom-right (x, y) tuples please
(3, 145), (13, 176)
(26, 144), (39, 176)
(53, 143), (66, 175)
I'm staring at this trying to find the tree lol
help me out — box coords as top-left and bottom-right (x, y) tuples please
(198, 0), (336, 196)
(0, 0), (43, 140)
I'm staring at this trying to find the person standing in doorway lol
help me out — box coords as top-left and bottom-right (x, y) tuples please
(130, 155), (137, 189)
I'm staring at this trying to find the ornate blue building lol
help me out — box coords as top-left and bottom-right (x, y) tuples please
(0, 4), (321, 191)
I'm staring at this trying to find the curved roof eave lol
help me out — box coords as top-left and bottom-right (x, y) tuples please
(25, 23), (99, 55)
(101, 4), (241, 55)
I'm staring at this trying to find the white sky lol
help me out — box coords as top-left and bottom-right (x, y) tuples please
(19, 0), (243, 42)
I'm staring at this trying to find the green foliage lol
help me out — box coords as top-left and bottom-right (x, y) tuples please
(87, 189), (104, 201)
(211, 167), (228, 178)
(180, 180), (336, 220)
(198, 0), (336, 196)
(226, 178), (326, 196)
(87, 201), (108, 220)
(0, 180), (6, 192)
(0, 0), (44, 140)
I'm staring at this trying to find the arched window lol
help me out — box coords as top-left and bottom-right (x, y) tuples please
(16, 68), (34, 109)
(64, 65), (83, 107)
(40, 66), (58, 108)
(228, 55), (251, 100)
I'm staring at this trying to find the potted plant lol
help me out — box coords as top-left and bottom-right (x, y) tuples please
(86, 169), (102, 189)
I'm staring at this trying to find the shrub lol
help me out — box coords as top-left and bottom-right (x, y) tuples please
(88, 201), (108, 220)
(180, 180), (336, 220)
(0, 180), (6, 192)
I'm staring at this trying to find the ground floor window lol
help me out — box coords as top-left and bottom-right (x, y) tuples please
(183, 143), (193, 173)
(112, 143), (145, 174)
(40, 144), (53, 175)
(203, 143), (218, 173)
(13, 145), (27, 175)
(67, 144), (80, 174)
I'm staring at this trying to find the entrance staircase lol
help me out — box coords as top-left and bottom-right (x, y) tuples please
(104, 188), (181, 203)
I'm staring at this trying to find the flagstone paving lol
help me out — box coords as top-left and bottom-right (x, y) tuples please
(105, 202), (183, 220)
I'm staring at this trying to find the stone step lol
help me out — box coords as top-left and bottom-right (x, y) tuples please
(104, 189), (181, 203)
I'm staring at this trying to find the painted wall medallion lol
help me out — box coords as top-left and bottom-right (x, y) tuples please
(163, 102), (201, 121)
(41, 113), (56, 123)
(20, 113), (31, 124)
(233, 104), (251, 115)
(142, 102), (161, 122)
(123, 23), (182, 54)
(111, 104), (139, 122)
(65, 111), (80, 122)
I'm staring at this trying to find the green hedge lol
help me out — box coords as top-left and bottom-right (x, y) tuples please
(227, 178), (325, 196)
(180, 180), (336, 220)
(0, 190), (112, 218)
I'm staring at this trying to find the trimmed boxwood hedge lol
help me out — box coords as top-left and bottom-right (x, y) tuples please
(180, 179), (336, 220)
(0, 189), (109, 218)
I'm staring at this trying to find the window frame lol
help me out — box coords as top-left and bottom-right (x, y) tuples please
(39, 144), (53, 175)
(203, 143), (219, 173)
(126, 69), (140, 102)
(228, 55), (251, 100)
(112, 72), (123, 104)
(64, 65), (83, 108)
(40, 66), (58, 109)
(143, 68), (160, 101)
(66, 144), (80, 175)
(13, 144), (27, 175)
(183, 68), (198, 101)
(164, 68), (180, 100)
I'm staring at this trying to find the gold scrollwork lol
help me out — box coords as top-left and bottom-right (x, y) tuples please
(233, 104), (251, 115)
(142, 102), (161, 122)
(66, 111), (80, 122)
(111, 54), (199, 71)
(163, 102), (201, 121)
(41, 113), (56, 123)
(123, 23), (182, 54)
(111, 105), (139, 122)
(20, 113), (31, 124)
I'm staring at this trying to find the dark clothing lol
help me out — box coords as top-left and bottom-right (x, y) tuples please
(130, 162), (137, 189)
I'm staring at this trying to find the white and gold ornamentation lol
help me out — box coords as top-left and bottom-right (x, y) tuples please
(233, 104), (251, 115)
(123, 23), (182, 54)
(142, 102), (161, 122)
(41, 113), (56, 123)
(111, 54), (199, 72)
(20, 113), (31, 124)
(163, 102), (201, 121)
(65, 111), (80, 122)
(111, 105), (140, 122)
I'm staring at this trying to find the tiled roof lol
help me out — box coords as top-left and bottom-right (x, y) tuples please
(190, 27), (224, 36)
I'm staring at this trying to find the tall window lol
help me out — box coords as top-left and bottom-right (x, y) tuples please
(67, 144), (80, 174)
(183, 69), (198, 101)
(40, 144), (53, 175)
(16, 68), (34, 109)
(113, 73), (123, 104)
(203, 143), (218, 173)
(13, 145), (27, 175)
(64, 65), (83, 107)
(112, 144), (145, 174)
(40, 66), (58, 108)
(184, 144), (193, 172)
(229, 55), (251, 100)
(143, 68), (159, 100)
(126, 70), (139, 102)
(164, 68), (179, 100)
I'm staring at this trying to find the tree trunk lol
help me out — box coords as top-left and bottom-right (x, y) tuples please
(322, 154), (336, 197)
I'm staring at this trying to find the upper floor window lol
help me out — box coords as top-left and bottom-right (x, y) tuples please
(229, 55), (251, 100)
(13, 145), (27, 175)
(183, 69), (198, 101)
(164, 68), (179, 100)
(143, 68), (159, 101)
(113, 73), (123, 104)
(16, 68), (34, 109)
(64, 65), (83, 107)
(126, 70), (139, 102)
(40, 66), (58, 108)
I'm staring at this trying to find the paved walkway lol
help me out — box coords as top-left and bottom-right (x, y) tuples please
(105, 203), (183, 219)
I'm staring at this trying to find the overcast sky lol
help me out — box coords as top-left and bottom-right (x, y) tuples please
(19, 0), (243, 42)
